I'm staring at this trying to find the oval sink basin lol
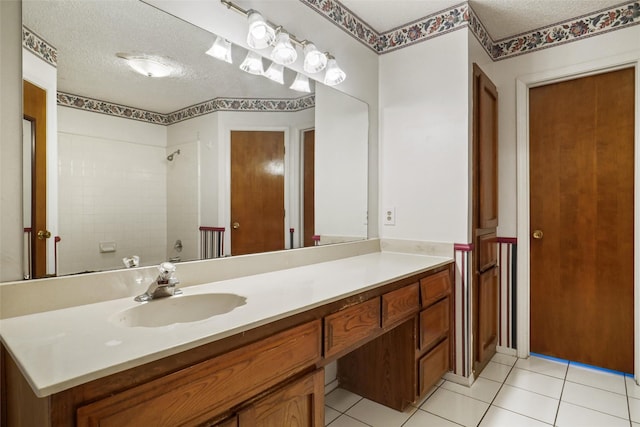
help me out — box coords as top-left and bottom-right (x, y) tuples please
(110, 293), (246, 327)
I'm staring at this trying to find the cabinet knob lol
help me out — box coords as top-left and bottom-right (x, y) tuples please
(233, 222), (240, 230)
(532, 229), (544, 240)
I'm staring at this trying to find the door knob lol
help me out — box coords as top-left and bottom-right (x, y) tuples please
(233, 222), (240, 230)
(37, 230), (52, 240)
(532, 229), (544, 239)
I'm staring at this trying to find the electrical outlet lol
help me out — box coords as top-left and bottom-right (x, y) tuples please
(384, 207), (395, 226)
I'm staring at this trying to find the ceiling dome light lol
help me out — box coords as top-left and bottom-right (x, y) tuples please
(263, 62), (284, 84)
(289, 72), (311, 93)
(117, 54), (174, 78)
(303, 43), (327, 73)
(206, 36), (232, 64)
(271, 32), (297, 65)
(239, 51), (264, 75)
(247, 10), (275, 49)
(323, 57), (346, 86)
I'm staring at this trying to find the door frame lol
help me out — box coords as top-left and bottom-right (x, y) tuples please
(219, 124), (293, 255)
(516, 54), (640, 379)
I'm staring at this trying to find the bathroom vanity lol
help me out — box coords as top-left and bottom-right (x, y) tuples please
(1, 252), (454, 426)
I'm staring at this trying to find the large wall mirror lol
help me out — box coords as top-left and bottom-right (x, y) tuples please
(14, 0), (368, 280)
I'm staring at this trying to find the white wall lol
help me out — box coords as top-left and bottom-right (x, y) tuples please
(315, 84), (368, 240)
(57, 107), (168, 274)
(379, 29), (471, 244)
(0, 0), (23, 282)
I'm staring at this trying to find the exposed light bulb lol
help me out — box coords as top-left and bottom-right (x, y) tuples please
(247, 10), (275, 49)
(289, 72), (311, 93)
(303, 43), (327, 73)
(271, 32), (297, 65)
(239, 51), (264, 75)
(205, 36), (232, 63)
(264, 62), (284, 84)
(323, 57), (346, 86)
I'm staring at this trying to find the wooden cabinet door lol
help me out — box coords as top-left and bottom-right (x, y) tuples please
(238, 369), (324, 427)
(476, 266), (498, 371)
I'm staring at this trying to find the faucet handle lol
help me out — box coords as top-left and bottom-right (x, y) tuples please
(157, 262), (177, 283)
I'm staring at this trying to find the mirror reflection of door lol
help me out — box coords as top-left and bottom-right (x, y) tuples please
(303, 130), (315, 247)
(230, 131), (285, 255)
(23, 80), (48, 279)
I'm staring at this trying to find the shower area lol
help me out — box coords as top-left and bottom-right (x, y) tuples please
(56, 125), (201, 275)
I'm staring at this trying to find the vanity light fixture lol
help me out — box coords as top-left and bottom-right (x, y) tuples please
(271, 30), (297, 65)
(302, 42), (327, 73)
(117, 53), (174, 78)
(246, 10), (276, 49)
(289, 72), (311, 93)
(263, 62), (285, 84)
(219, 0), (346, 85)
(206, 36), (233, 63)
(323, 55), (346, 86)
(239, 50), (264, 75)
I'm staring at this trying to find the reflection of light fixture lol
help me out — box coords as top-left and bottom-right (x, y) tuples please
(206, 36), (232, 63)
(271, 31), (297, 65)
(239, 51), (264, 75)
(247, 10), (275, 49)
(323, 56), (346, 86)
(264, 62), (284, 84)
(289, 72), (311, 93)
(303, 43), (327, 73)
(117, 53), (174, 78)
(220, 0), (347, 85)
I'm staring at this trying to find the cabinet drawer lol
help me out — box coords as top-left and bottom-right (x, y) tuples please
(76, 320), (322, 427)
(420, 270), (451, 307)
(324, 298), (380, 358)
(418, 338), (450, 398)
(419, 297), (450, 351)
(382, 283), (419, 328)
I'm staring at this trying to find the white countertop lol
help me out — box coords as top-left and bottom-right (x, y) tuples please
(0, 252), (451, 397)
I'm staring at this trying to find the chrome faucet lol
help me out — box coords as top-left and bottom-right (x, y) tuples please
(134, 262), (182, 302)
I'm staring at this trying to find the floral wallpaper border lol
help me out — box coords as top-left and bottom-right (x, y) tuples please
(301, 0), (639, 60)
(57, 92), (315, 125)
(22, 26), (57, 67)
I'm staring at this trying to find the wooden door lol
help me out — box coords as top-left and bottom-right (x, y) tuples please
(303, 130), (315, 247)
(238, 369), (324, 427)
(529, 68), (634, 373)
(23, 80), (48, 278)
(231, 131), (285, 256)
(472, 64), (499, 374)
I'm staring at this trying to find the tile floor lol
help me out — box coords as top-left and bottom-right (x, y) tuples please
(324, 353), (640, 426)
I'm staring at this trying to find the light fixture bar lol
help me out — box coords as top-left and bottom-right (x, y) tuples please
(219, 0), (345, 84)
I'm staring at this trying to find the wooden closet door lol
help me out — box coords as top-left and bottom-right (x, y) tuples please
(472, 64), (499, 375)
(529, 68), (634, 373)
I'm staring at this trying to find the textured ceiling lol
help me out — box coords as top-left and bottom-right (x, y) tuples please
(22, 0), (630, 114)
(22, 0), (306, 114)
(339, 0), (627, 39)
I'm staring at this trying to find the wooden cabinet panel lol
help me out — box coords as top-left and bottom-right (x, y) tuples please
(382, 283), (419, 328)
(477, 232), (497, 273)
(419, 298), (450, 351)
(215, 417), (238, 427)
(420, 270), (451, 307)
(238, 369), (324, 427)
(419, 338), (450, 398)
(324, 298), (380, 358)
(338, 319), (416, 411)
(476, 267), (498, 372)
(76, 321), (321, 427)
